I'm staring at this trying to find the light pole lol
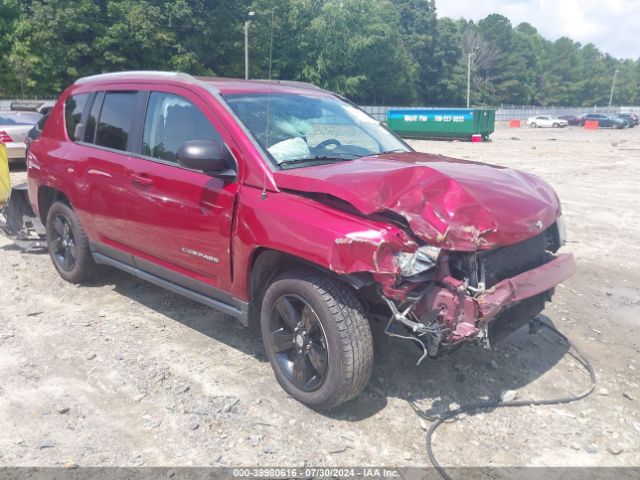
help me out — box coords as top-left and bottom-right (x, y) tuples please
(466, 53), (472, 108)
(466, 47), (478, 108)
(608, 69), (619, 112)
(244, 11), (255, 80)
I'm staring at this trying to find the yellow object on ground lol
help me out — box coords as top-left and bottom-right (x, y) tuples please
(0, 144), (10, 205)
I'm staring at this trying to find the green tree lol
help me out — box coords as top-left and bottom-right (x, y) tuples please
(391, 0), (437, 104)
(0, 0), (23, 96)
(7, 40), (38, 97)
(0, 0), (638, 107)
(12, 0), (106, 95)
(250, 0), (417, 104)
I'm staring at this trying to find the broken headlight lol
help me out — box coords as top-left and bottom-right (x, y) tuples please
(395, 245), (441, 277)
(556, 214), (567, 246)
(544, 215), (567, 253)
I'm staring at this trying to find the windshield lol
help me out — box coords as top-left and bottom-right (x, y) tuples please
(223, 92), (411, 169)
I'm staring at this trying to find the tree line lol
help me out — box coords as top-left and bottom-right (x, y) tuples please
(1, 0), (638, 107)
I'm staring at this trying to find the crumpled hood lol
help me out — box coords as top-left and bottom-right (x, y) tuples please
(272, 152), (560, 251)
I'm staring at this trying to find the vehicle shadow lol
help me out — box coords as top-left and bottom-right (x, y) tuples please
(82, 268), (570, 422)
(332, 314), (570, 421)
(89, 267), (265, 359)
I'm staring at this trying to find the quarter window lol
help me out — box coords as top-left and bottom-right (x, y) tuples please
(65, 93), (89, 141)
(142, 92), (220, 163)
(83, 92), (104, 144)
(95, 91), (137, 151)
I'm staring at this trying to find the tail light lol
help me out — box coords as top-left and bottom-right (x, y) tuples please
(0, 131), (13, 143)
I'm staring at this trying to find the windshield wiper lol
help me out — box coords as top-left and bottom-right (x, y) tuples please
(376, 148), (407, 155)
(277, 154), (359, 167)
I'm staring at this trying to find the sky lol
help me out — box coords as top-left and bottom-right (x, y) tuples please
(437, 0), (640, 60)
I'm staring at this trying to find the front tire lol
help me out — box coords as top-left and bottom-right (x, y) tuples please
(46, 201), (97, 283)
(260, 269), (373, 409)
(530, 122), (537, 128)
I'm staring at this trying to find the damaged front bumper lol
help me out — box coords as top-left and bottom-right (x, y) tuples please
(386, 252), (576, 360)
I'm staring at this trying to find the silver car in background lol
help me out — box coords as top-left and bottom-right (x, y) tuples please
(526, 115), (569, 128)
(0, 111), (42, 163)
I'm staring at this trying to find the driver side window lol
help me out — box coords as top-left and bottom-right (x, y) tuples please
(142, 92), (221, 163)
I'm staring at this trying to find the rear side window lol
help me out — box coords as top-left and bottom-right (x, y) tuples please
(142, 92), (220, 163)
(95, 92), (137, 151)
(65, 94), (89, 141)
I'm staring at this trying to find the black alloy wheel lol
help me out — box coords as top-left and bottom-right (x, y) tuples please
(260, 269), (373, 409)
(45, 201), (97, 283)
(267, 294), (329, 392)
(50, 213), (77, 272)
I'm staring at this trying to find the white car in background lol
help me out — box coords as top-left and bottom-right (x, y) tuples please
(526, 115), (568, 128)
(0, 111), (42, 163)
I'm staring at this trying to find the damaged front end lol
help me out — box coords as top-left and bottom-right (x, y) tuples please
(379, 220), (575, 363)
(272, 154), (576, 363)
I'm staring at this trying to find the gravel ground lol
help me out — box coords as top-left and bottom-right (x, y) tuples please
(0, 124), (638, 468)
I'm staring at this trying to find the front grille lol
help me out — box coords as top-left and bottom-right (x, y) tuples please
(478, 230), (547, 288)
(450, 227), (552, 289)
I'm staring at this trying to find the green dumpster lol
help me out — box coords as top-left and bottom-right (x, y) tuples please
(387, 108), (495, 140)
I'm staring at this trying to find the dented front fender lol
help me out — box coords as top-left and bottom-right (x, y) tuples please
(230, 187), (416, 301)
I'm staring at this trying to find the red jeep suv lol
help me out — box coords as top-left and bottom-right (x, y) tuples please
(27, 72), (575, 408)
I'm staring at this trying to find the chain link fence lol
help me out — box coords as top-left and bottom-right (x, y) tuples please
(361, 105), (640, 122)
(4, 99), (640, 122)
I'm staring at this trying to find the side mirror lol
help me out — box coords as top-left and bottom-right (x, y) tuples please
(176, 140), (235, 179)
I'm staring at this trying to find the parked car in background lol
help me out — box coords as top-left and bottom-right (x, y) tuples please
(26, 71), (575, 408)
(580, 113), (627, 129)
(617, 113), (638, 127)
(0, 111), (42, 163)
(526, 115), (568, 128)
(25, 113), (49, 151)
(557, 114), (581, 126)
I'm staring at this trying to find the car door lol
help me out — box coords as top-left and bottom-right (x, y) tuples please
(596, 114), (610, 127)
(67, 91), (138, 261)
(125, 89), (239, 295)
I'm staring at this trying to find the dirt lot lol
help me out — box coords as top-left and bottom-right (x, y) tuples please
(1, 124), (639, 469)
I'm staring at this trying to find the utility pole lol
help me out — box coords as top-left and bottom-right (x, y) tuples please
(466, 53), (472, 108)
(608, 69), (619, 112)
(244, 11), (255, 80)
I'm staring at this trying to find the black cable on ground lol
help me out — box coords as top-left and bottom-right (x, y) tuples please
(410, 321), (597, 480)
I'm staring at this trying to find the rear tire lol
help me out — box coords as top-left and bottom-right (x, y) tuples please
(46, 201), (97, 283)
(260, 269), (373, 409)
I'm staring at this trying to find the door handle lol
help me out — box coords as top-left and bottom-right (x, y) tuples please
(129, 173), (154, 187)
